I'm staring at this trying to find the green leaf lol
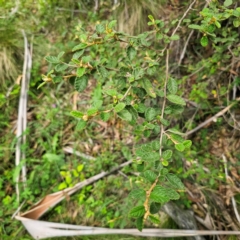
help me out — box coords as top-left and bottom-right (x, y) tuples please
(117, 109), (132, 121)
(200, 36), (208, 47)
(160, 118), (169, 126)
(87, 108), (98, 116)
(145, 108), (156, 121)
(57, 51), (65, 59)
(141, 79), (156, 98)
(150, 186), (170, 203)
(75, 76), (88, 92)
(170, 34), (179, 41)
(100, 112), (110, 121)
(76, 120), (87, 131)
(70, 110), (84, 119)
(108, 20), (117, 29)
(150, 202), (161, 214)
(114, 102), (126, 113)
(129, 205), (145, 218)
(170, 133), (184, 143)
(58, 182), (67, 190)
(104, 89), (117, 96)
(45, 56), (59, 64)
(77, 67), (86, 77)
(144, 170), (157, 183)
(162, 150), (172, 160)
(183, 140), (192, 148)
(175, 143), (185, 152)
(96, 24), (105, 33)
(167, 95), (185, 105)
(126, 106), (138, 122)
(99, 66), (108, 78)
(215, 21), (221, 29)
(72, 43), (88, 51)
(151, 186), (179, 203)
(166, 174), (185, 190)
(127, 46), (137, 61)
(129, 189), (146, 199)
(148, 15), (154, 21)
(73, 50), (84, 59)
(149, 215), (160, 224)
(167, 78), (178, 94)
(136, 217), (144, 232)
(188, 24), (202, 30)
(55, 63), (68, 72)
(167, 128), (185, 136)
(224, 0), (232, 7)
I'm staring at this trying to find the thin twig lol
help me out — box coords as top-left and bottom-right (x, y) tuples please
(184, 98), (240, 136)
(178, 30), (194, 66)
(159, 49), (169, 157)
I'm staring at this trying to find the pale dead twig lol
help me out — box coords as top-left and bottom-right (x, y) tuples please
(15, 30), (32, 203)
(63, 146), (96, 161)
(185, 98), (240, 136)
(222, 154), (240, 224)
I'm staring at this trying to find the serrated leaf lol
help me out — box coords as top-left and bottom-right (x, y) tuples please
(150, 202), (161, 214)
(129, 205), (145, 218)
(200, 36), (208, 47)
(126, 106), (138, 122)
(170, 133), (185, 144)
(96, 24), (105, 33)
(145, 108), (156, 121)
(82, 56), (91, 63)
(55, 63), (68, 72)
(45, 56), (60, 64)
(114, 102), (126, 113)
(87, 108), (98, 116)
(104, 89), (117, 96)
(127, 46), (137, 61)
(167, 95), (186, 105)
(183, 140), (192, 148)
(117, 109), (132, 121)
(100, 112), (110, 121)
(146, 152), (160, 162)
(70, 110), (84, 119)
(162, 150), (172, 160)
(136, 217), (144, 232)
(150, 187), (170, 203)
(175, 143), (185, 152)
(72, 43), (88, 51)
(76, 119), (87, 131)
(99, 66), (108, 78)
(73, 50), (84, 59)
(166, 174), (185, 190)
(108, 20), (117, 29)
(141, 79), (156, 98)
(149, 215), (160, 224)
(77, 67), (86, 77)
(57, 51), (65, 59)
(167, 78), (178, 94)
(162, 159), (169, 167)
(129, 189), (146, 199)
(75, 76), (88, 92)
(144, 170), (157, 183)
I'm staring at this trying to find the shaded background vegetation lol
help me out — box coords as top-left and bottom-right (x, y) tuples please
(1, 0), (240, 239)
